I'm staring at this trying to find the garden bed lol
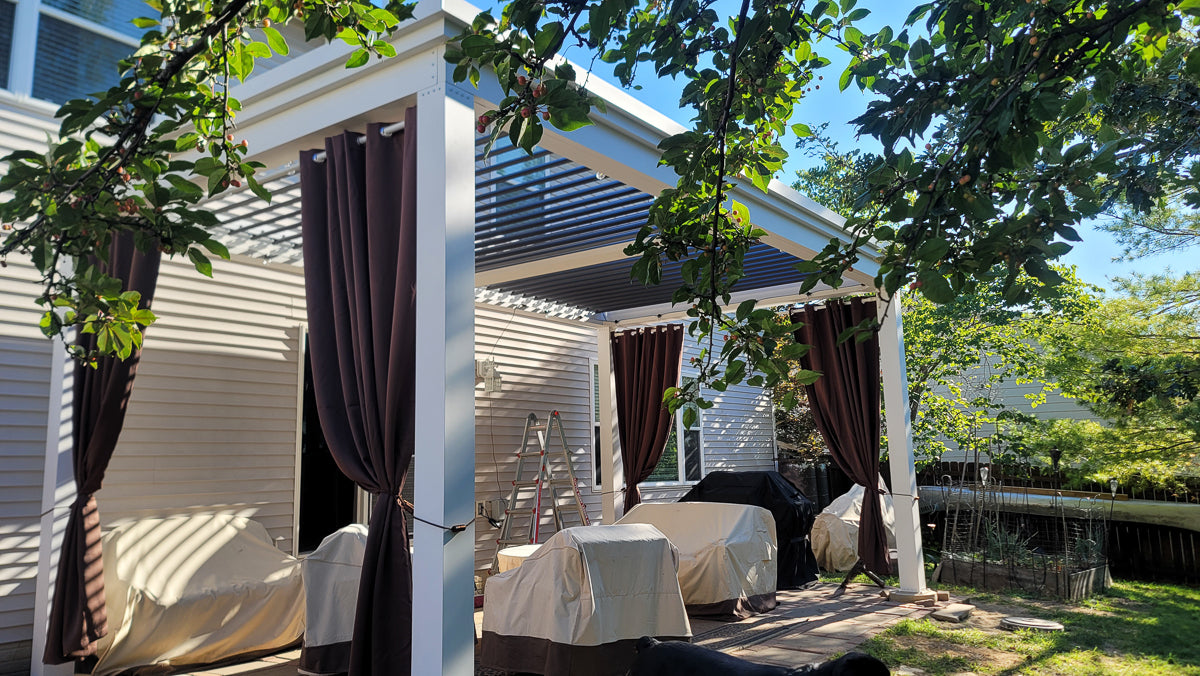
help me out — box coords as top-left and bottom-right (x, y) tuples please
(934, 556), (1111, 601)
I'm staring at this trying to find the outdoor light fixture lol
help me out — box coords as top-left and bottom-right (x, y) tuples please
(475, 358), (503, 393)
(979, 466), (990, 485)
(1049, 446), (1062, 472)
(1110, 478), (1119, 497)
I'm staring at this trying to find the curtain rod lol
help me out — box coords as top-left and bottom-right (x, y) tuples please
(312, 120), (405, 163)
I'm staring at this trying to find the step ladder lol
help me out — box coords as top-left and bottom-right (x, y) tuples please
(490, 411), (590, 573)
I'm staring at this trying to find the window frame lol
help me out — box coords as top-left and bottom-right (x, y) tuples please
(590, 357), (602, 489)
(641, 389), (705, 487)
(3, 0), (140, 102)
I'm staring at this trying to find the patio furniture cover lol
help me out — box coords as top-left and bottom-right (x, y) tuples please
(300, 524), (368, 675)
(679, 470), (820, 588)
(481, 524), (691, 675)
(811, 481), (897, 572)
(616, 502), (778, 619)
(495, 543), (542, 573)
(91, 514), (304, 676)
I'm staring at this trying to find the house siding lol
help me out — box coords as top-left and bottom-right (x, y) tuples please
(97, 256), (307, 554)
(0, 336), (51, 675)
(471, 304), (601, 571)
(0, 97), (61, 671)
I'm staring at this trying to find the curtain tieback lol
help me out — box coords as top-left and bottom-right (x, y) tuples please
(396, 496), (472, 534)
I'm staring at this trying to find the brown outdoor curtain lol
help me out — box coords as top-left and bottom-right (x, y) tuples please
(299, 109), (417, 675)
(44, 233), (161, 664)
(792, 298), (890, 576)
(612, 324), (684, 511)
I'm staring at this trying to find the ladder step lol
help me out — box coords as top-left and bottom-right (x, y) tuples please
(516, 451), (544, 458)
(528, 424), (547, 431)
(512, 480), (540, 488)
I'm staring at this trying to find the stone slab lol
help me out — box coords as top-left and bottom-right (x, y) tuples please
(930, 603), (975, 623)
(888, 592), (938, 606)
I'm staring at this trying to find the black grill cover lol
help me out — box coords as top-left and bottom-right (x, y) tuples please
(679, 471), (819, 589)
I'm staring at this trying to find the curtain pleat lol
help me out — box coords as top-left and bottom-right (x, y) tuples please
(299, 108), (418, 675)
(44, 233), (161, 664)
(792, 298), (890, 576)
(613, 324), (684, 511)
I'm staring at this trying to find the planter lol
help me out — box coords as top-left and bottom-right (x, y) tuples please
(934, 556), (1112, 601)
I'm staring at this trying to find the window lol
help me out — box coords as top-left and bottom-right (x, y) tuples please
(2, 0), (314, 105)
(33, 14), (133, 104)
(1, 0), (140, 104)
(591, 359), (602, 488)
(0, 2), (14, 90)
(645, 380), (703, 484)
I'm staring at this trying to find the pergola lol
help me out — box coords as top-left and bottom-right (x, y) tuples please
(211, 0), (929, 671)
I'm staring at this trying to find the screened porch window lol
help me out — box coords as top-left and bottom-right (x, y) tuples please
(645, 379), (703, 484)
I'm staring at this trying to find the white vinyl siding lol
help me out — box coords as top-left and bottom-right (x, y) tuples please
(97, 256), (306, 553)
(472, 304), (600, 571)
(0, 95), (57, 676)
(932, 360), (1102, 459)
(0, 337), (50, 675)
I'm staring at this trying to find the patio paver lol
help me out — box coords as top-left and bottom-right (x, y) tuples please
(165, 583), (952, 675)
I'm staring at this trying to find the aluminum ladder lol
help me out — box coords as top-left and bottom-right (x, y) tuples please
(490, 411), (590, 573)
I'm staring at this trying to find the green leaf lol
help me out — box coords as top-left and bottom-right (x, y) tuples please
(246, 175), (272, 202)
(263, 26), (290, 56)
(132, 16), (159, 28)
(916, 237), (949, 262)
(165, 174), (203, 198)
(793, 369), (821, 385)
(917, 270), (954, 304)
(188, 248), (213, 277)
(368, 8), (400, 27)
(201, 238), (230, 260)
(682, 406), (697, 430)
(245, 41), (271, 59)
(346, 48), (370, 69)
(460, 34), (491, 58)
(1062, 90), (1089, 118)
(534, 22), (564, 58)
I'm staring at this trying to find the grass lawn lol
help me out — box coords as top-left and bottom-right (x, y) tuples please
(857, 579), (1200, 675)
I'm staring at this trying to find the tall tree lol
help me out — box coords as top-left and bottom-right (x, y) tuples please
(1, 0), (1198, 419)
(793, 139), (1100, 464)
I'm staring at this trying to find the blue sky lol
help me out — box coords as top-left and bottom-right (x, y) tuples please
(548, 0), (1195, 294)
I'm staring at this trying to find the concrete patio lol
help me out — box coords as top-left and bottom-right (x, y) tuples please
(168, 582), (947, 675)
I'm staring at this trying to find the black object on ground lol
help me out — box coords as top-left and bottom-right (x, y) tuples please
(679, 471), (820, 589)
(628, 637), (890, 676)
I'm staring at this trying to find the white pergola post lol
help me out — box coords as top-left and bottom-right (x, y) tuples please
(31, 338), (74, 676)
(595, 326), (625, 523)
(412, 62), (476, 676)
(877, 293), (929, 597)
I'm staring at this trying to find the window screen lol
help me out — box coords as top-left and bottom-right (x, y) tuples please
(33, 16), (130, 103)
(41, 0), (147, 39)
(0, 1), (14, 90)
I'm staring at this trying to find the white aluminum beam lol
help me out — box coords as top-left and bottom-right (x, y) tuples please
(596, 325), (625, 522)
(475, 242), (631, 287)
(597, 280), (872, 325)
(412, 62), (476, 676)
(31, 337), (74, 676)
(878, 293), (927, 594)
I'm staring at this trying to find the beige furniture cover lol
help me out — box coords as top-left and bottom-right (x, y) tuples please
(811, 480), (897, 572)
(300, 524), (368, 675)
(481, 524), (691, 676)
(616, 502), (778, 619)
(495, 543), (542, 573)
(93, 514), (305, 675)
